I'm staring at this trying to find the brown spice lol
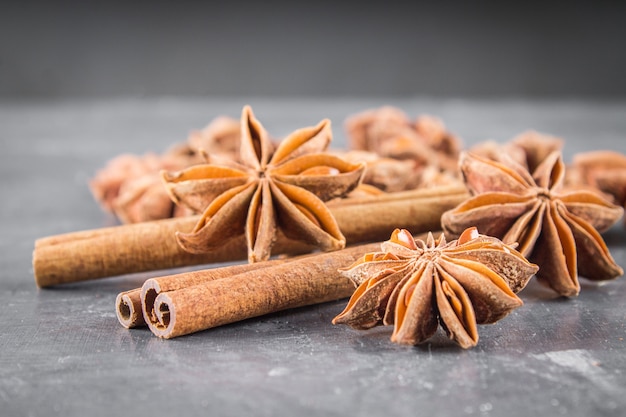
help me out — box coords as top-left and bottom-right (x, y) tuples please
(186, 116), (241, 161)
(569, 150), (626, 211)
(332, 228), (537, 349)
(333, 150), (422, 192)
(509, 130), (564, 173)
(142, 242), (381, 339)
(89, 116), (241, 224)
(344, 106), (462, 176)
(118, 259), (284, 329)
(470, 130), (564, 172)
(33, 185), (469, 287)
(442, 151), (624, 297)
(469, 140), (528, 168)
(115, 289), (145, 328)
(163, 105), (365, 263)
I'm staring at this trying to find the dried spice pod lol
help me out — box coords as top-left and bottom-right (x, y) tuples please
(163, 105), (366, 263)
(333, 228), (537, 349)
(509, 130), (564, 173)
(414, 114), (462, 162)
(113, 174), (180, 224)
(469, 140), (528, 167)
(333, 150), (421, 192)
(469, 130), (563, 173)
(89, 115), (242, 223)
(442, 151), (624, 297)
(344, 106), (462, 175)
(570, 150), (626, 209)
(187, 116), (241, 161)
(344, 106), (411, 152)
(90, 153), (163, 213)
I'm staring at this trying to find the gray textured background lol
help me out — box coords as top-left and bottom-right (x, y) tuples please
(2, 1), (626, 98)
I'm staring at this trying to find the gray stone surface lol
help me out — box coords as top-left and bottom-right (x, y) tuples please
(1, 98), (626, 417)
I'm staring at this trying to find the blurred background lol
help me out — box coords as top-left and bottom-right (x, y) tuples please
(2, 1), (626, 99)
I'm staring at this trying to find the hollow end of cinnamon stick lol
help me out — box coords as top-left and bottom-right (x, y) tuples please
(115, 289), (145, 328)
(141, 279), (171, 338)
(140, 242), (381, 339)
(148, 292), (176, 338)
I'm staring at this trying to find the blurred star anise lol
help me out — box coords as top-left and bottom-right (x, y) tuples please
(90, 115), (242, 223)
(344, 106), (462, 179)
(442, 151), (624, 297)
(163, 105), (365, 262)
(333, 227), (537, 349)
(569, 150), (626, 212)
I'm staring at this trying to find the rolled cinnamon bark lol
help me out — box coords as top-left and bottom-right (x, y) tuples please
(33, 185), (468, 287)
(115, 259), (284, 328)
(115, 289), (145, 328)
(141, 242), (382, 339)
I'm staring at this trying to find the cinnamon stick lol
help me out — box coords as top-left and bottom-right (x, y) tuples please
(34, 185), (468, 287)
(115, 259), (284, 328)
(141, 242), (382, 339)
(115, 289), (144, 328)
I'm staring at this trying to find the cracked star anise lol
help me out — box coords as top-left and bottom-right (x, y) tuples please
(162, 105), (365, 262)
(332, 227), (537, 349)
(442, 151), (624, 297)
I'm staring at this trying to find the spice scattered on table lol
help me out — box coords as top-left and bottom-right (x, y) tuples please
(333, 227), (538, 348)
(31, 104), (626, 349)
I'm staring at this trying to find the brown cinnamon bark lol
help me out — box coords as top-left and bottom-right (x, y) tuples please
(141, 242), (381, 339)
(115, 289), (145, 328)
(115, 259), (285, 328)
(33, 185), (468, 287)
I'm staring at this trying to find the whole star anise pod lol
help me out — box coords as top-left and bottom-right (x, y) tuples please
(442, 151), (624, 297)
(332, 227), (537, 349)
(162, 105), (365, 262)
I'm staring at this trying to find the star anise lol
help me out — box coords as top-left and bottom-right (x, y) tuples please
(508, 130), (564, 173)
(90, 115), (242, 223)
(470, 130), (564, 173)
(332, 227), (537, 348)
(344, 106), (462, 177)
(332, 150), (421, 192)
(441, 151), (624, 297)
(569, 150), (626, 210)
(187, 115), (241, 161)
(162, 105), (365, 262)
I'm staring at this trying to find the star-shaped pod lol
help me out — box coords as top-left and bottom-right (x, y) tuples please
(570, 150), (626, 214)
(332, 228), (538, 349)
(162, 105), (365, 262)
(442, 151), (624, 297)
